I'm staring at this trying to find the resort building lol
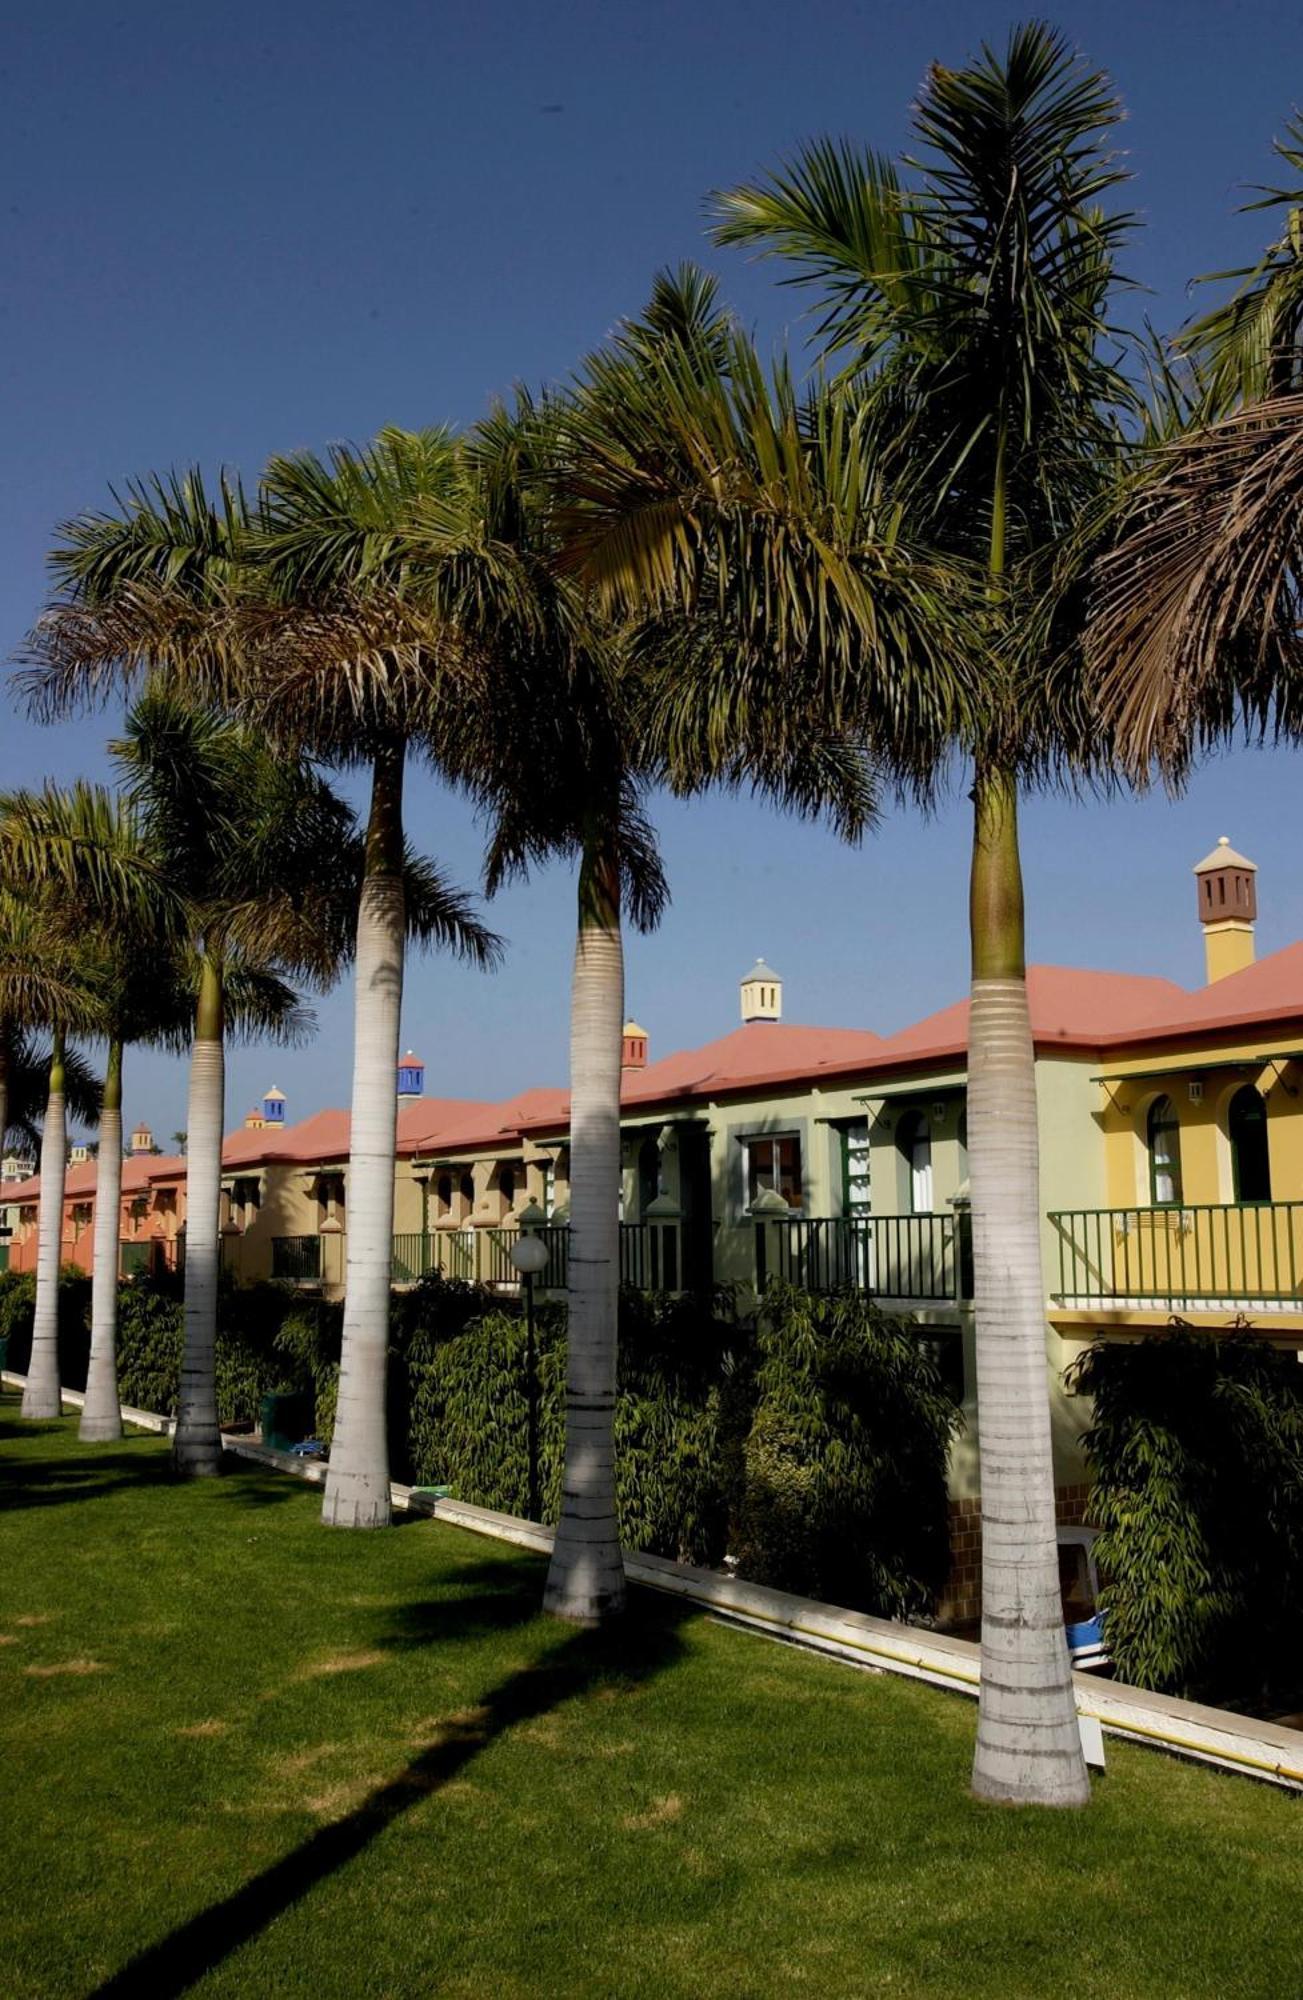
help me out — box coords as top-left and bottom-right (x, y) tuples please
(5, 836), (1302, 1612)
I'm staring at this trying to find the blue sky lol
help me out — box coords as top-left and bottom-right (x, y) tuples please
(5, 0), (1303, 1139)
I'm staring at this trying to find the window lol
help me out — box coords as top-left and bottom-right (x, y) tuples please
(1229, 1086), (1271, 1202)
(459, 1171), (475, 1208)
(841, 1121), (871, 1217)
(499, 1166), (516, 1208)
(1146, 1096), (1183, 1206)
(436, 1172), (453, 1217)
(745, 1135), (802, 1210)
(897, 1111), (933, 1213)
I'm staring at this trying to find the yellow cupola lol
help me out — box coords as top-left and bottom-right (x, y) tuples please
(740, 958), (782, 1024)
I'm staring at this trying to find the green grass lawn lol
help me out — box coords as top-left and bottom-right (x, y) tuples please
(2, 1392), (1299, 2000)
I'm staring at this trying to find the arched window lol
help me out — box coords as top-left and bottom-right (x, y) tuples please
(500, 1166), (516, 1207)
(459, 1170), (475, 1208)
(897, 1110), (933, 1214)
(436, 1172), (453, 1215)
(1229, 1086), (1272, 1202)
(1146, 1096), (1183, 1206)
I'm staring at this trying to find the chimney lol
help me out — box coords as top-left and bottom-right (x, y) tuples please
(740, 958), (782, 1024)
(1194, 836), (1257, 984)
(621, 1021), (648, 1069)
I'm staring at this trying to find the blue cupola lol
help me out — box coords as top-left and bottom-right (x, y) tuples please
(397, 1051), (425, 1099)
(262, 1085), (286, 1125)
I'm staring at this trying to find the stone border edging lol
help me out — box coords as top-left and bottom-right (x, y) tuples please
(6, 1373), (1301, 1793)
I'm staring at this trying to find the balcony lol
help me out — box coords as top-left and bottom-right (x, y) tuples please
(757, 1214), (971, 1303)
(1049, 1203), (1303, 1311)
(390, 1223), (674, 1291)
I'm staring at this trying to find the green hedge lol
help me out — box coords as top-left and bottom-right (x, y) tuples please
(396, 1277), (958, 1609)
(0, 1270), (342, 1433)
(3, 1266), (961, 1621)
(1070, 1329), (1303, 1704)
(731, 1283), (961, 1619)
(0, 1270), (92, 1387)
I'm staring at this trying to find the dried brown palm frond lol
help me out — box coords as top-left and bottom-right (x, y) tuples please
(1084, 393), (1303, 781)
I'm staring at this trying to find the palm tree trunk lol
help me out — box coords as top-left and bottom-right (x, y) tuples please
(967, 767), (1088, 1807)
(22, 1031), (67, 1420)
(81, 1037), (124, 1442)
(544, 831), (627, 1623)
(323, 736), (406, 1530)
(173, 957), (225, 1477)
(0, 1027), (9, 1167)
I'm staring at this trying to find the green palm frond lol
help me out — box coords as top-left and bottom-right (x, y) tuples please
(0, 781), (180, 934)
(0, 891), (110, 1039)
(398, 850), (504, 967)
(1182, 114), (1303, 409)
(220, 963), (315, 1048)
(3, 1032), (103, 1148)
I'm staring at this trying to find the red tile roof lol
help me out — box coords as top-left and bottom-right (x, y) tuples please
(9, 950), (1303, 1205)
(3, 1154), (185, 1204)
(1093, 941), (1303, 1046)
(866, 966), (1191, 1070)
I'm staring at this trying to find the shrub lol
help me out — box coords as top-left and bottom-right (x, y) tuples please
(399, 1283), (747, 1556)
(115, 1275), (184, 1414)
(405, 1300), (567, 1515)
(0, 1270), (92, 1387)
(116, 1276), (341, 1430)
(1070, 1329), (1303, 1703)
(731, 1283), (961, 1620)
(615, 1288), (749, 1565)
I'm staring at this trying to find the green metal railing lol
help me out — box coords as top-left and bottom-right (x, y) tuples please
(271, 1235), (323, 1284)
(758, 1213), (969, 1302)
(1048, 1203), (1303, 1306)
(391, 1222), (669, 1292)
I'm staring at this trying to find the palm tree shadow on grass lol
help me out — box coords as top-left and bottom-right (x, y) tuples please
(0, 1446), (305, 1513)
(90, 1587), (693, 2000)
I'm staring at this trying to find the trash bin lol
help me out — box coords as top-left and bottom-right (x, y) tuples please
(259, 1390), (313, 1453)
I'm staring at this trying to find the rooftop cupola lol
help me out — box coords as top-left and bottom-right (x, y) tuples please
(262, 1085), (286, 1125)
(621, 1021), (648, 1069)
(397, 1051), (425, 1099)
(1194, 836), (1257, 984)
(740, 958), (782, 1024)
(129, 1121), (155, 1156)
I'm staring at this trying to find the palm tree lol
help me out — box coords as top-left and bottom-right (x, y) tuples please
(469, 336), (887, 1622)
(0, 890), (106, 1419)
(109, 692), (356, 1474)
(0, 782), (193, 1441)
(249, 432), (502, 1528)
(24, 470), (499, 1507)
(563, 27), (1132, 1800)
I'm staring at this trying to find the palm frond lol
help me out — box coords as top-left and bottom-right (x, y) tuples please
(1084, 393), (1303, 778)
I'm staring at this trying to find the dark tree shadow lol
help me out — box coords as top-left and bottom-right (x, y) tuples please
(89, 1589), (693, 2000)
(0, 1438), (310, 1513)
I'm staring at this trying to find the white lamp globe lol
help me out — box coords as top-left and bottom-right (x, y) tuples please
(510, 1234), (549, 1276)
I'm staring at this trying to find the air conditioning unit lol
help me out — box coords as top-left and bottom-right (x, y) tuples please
(1188, 1081), (1204, 1103)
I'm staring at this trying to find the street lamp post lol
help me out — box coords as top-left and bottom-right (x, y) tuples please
(509, 1231), (548, 1522)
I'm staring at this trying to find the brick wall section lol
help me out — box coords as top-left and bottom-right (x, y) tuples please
(937, 1483), (1092, 1628)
